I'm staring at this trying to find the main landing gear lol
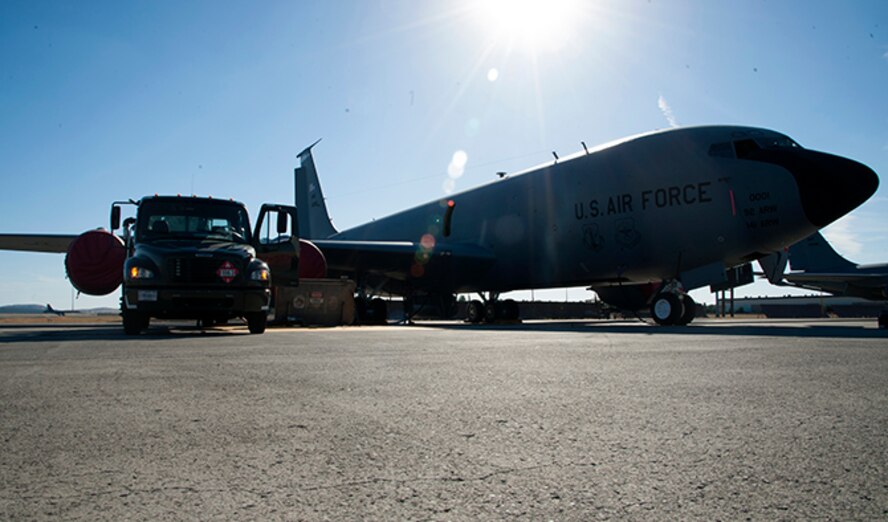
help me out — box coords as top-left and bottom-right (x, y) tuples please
(355, 297), (388, 325)
(465, 293), (520, 323)
(649, 282), (697, 326)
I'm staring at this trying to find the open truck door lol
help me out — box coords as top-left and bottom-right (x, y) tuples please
(253, 204), (300, 288)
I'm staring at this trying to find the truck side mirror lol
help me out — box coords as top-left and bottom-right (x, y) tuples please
(277, 211), (288, 235)
(111, 206), (121, 230)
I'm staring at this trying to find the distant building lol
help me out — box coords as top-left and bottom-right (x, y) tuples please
(723, 295), (888, 318)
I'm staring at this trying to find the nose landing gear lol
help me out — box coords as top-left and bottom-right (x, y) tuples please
(650, 282), (697, 326)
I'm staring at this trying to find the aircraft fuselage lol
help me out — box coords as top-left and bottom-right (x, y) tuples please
(329, 126), (877, 294)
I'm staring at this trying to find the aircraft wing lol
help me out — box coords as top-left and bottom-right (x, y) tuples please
(0, 234), (78, 253)
(310, 239), (496, 282)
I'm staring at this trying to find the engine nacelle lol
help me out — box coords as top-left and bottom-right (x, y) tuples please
(65, 230), (126, 296)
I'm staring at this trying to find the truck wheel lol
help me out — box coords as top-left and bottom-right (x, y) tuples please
(123, 310), (148, 335)
(246, 312), (267, 334)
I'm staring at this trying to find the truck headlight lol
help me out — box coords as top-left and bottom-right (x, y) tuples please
(128, 266), (155, 280)
(250, 268), (270, 282)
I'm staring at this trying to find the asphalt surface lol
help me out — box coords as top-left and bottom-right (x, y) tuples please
(1, 318), (886, 520)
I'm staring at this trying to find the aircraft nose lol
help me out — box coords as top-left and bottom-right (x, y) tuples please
(792, 150), (878, 228)
(755, 149), (879, 228)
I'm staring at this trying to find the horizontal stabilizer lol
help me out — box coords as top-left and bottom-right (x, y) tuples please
(788, 231), (856, 272)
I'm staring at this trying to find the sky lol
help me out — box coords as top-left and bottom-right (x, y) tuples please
(0, 0), (886, 309)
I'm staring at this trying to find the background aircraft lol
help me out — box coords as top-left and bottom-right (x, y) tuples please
(295, 125), (878, 325)
(761, 231), (888, 301)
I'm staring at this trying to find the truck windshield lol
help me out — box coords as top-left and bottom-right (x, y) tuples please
(137, 199), (251, 244)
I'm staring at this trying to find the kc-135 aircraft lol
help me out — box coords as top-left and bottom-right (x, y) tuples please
(0, 125), (879, 326)
(294, 125), (878, 325)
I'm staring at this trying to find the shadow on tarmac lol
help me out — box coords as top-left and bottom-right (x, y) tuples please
(0, 322), (251, 343)
(1, 319), (885, 342)
(418, 318), (888, 340)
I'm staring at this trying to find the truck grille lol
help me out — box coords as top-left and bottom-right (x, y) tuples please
(167, 257), (244, 284)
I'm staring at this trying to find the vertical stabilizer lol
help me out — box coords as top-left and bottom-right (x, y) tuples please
(295, 140), (338, 239)
(788, 231), (856, 272)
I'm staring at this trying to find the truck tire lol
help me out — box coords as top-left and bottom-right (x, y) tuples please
(246, 312), (267, 334)
(123, 309), (149, 335)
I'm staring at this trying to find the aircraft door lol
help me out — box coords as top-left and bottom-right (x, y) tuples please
(254, 204), (300, 286)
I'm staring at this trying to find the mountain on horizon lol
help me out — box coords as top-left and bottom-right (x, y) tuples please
(0, 304), (118, 315)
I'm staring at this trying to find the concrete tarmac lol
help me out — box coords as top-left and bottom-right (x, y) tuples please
(1, 318), (886, 520)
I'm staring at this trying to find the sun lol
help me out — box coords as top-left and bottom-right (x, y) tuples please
(476, 0), (581, 52)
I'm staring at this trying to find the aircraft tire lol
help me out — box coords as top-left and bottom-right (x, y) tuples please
(502, 299), (520, 321)
(370, 298), (388, 324)
(198, 317), (215, 328)
(466, 300), (486, 323)
(246, 312), (267, 334)
(355, 298), (367, 323)
(676, 295), (697, 325)
(437, 293), (458, 319)
(651, 293), (682, 326)
(484, 301), (499, 322)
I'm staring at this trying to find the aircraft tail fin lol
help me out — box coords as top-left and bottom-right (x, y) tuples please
(295, 140), (338, 239)
(788, 231), (856, 272)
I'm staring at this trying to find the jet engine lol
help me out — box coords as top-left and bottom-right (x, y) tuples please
(64, 229), (126, 295)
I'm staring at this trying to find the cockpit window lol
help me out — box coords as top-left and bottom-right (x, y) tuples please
(709, 135), (802, 160)
(754, 136), (801, 150)
(733, 139), (760, 158)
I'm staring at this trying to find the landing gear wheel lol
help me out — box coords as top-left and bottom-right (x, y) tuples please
(355, 298), (367, 324)
(466, 300), (486, 323)
(369, 298), (388, 324)
(651, 293), (683, 326)
(502, 299), (520, 321)
(246, 312), (267, 334)
(437, 293), (458, 319)
(484, 301), (499, 322)
(676, 295), (697, 326)
(198, 317), (215, 328)
(122, 309), (149, 335)
(356, 297), (388, 325)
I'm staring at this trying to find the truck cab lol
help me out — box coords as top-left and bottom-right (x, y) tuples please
(114, 196), (298, 335)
